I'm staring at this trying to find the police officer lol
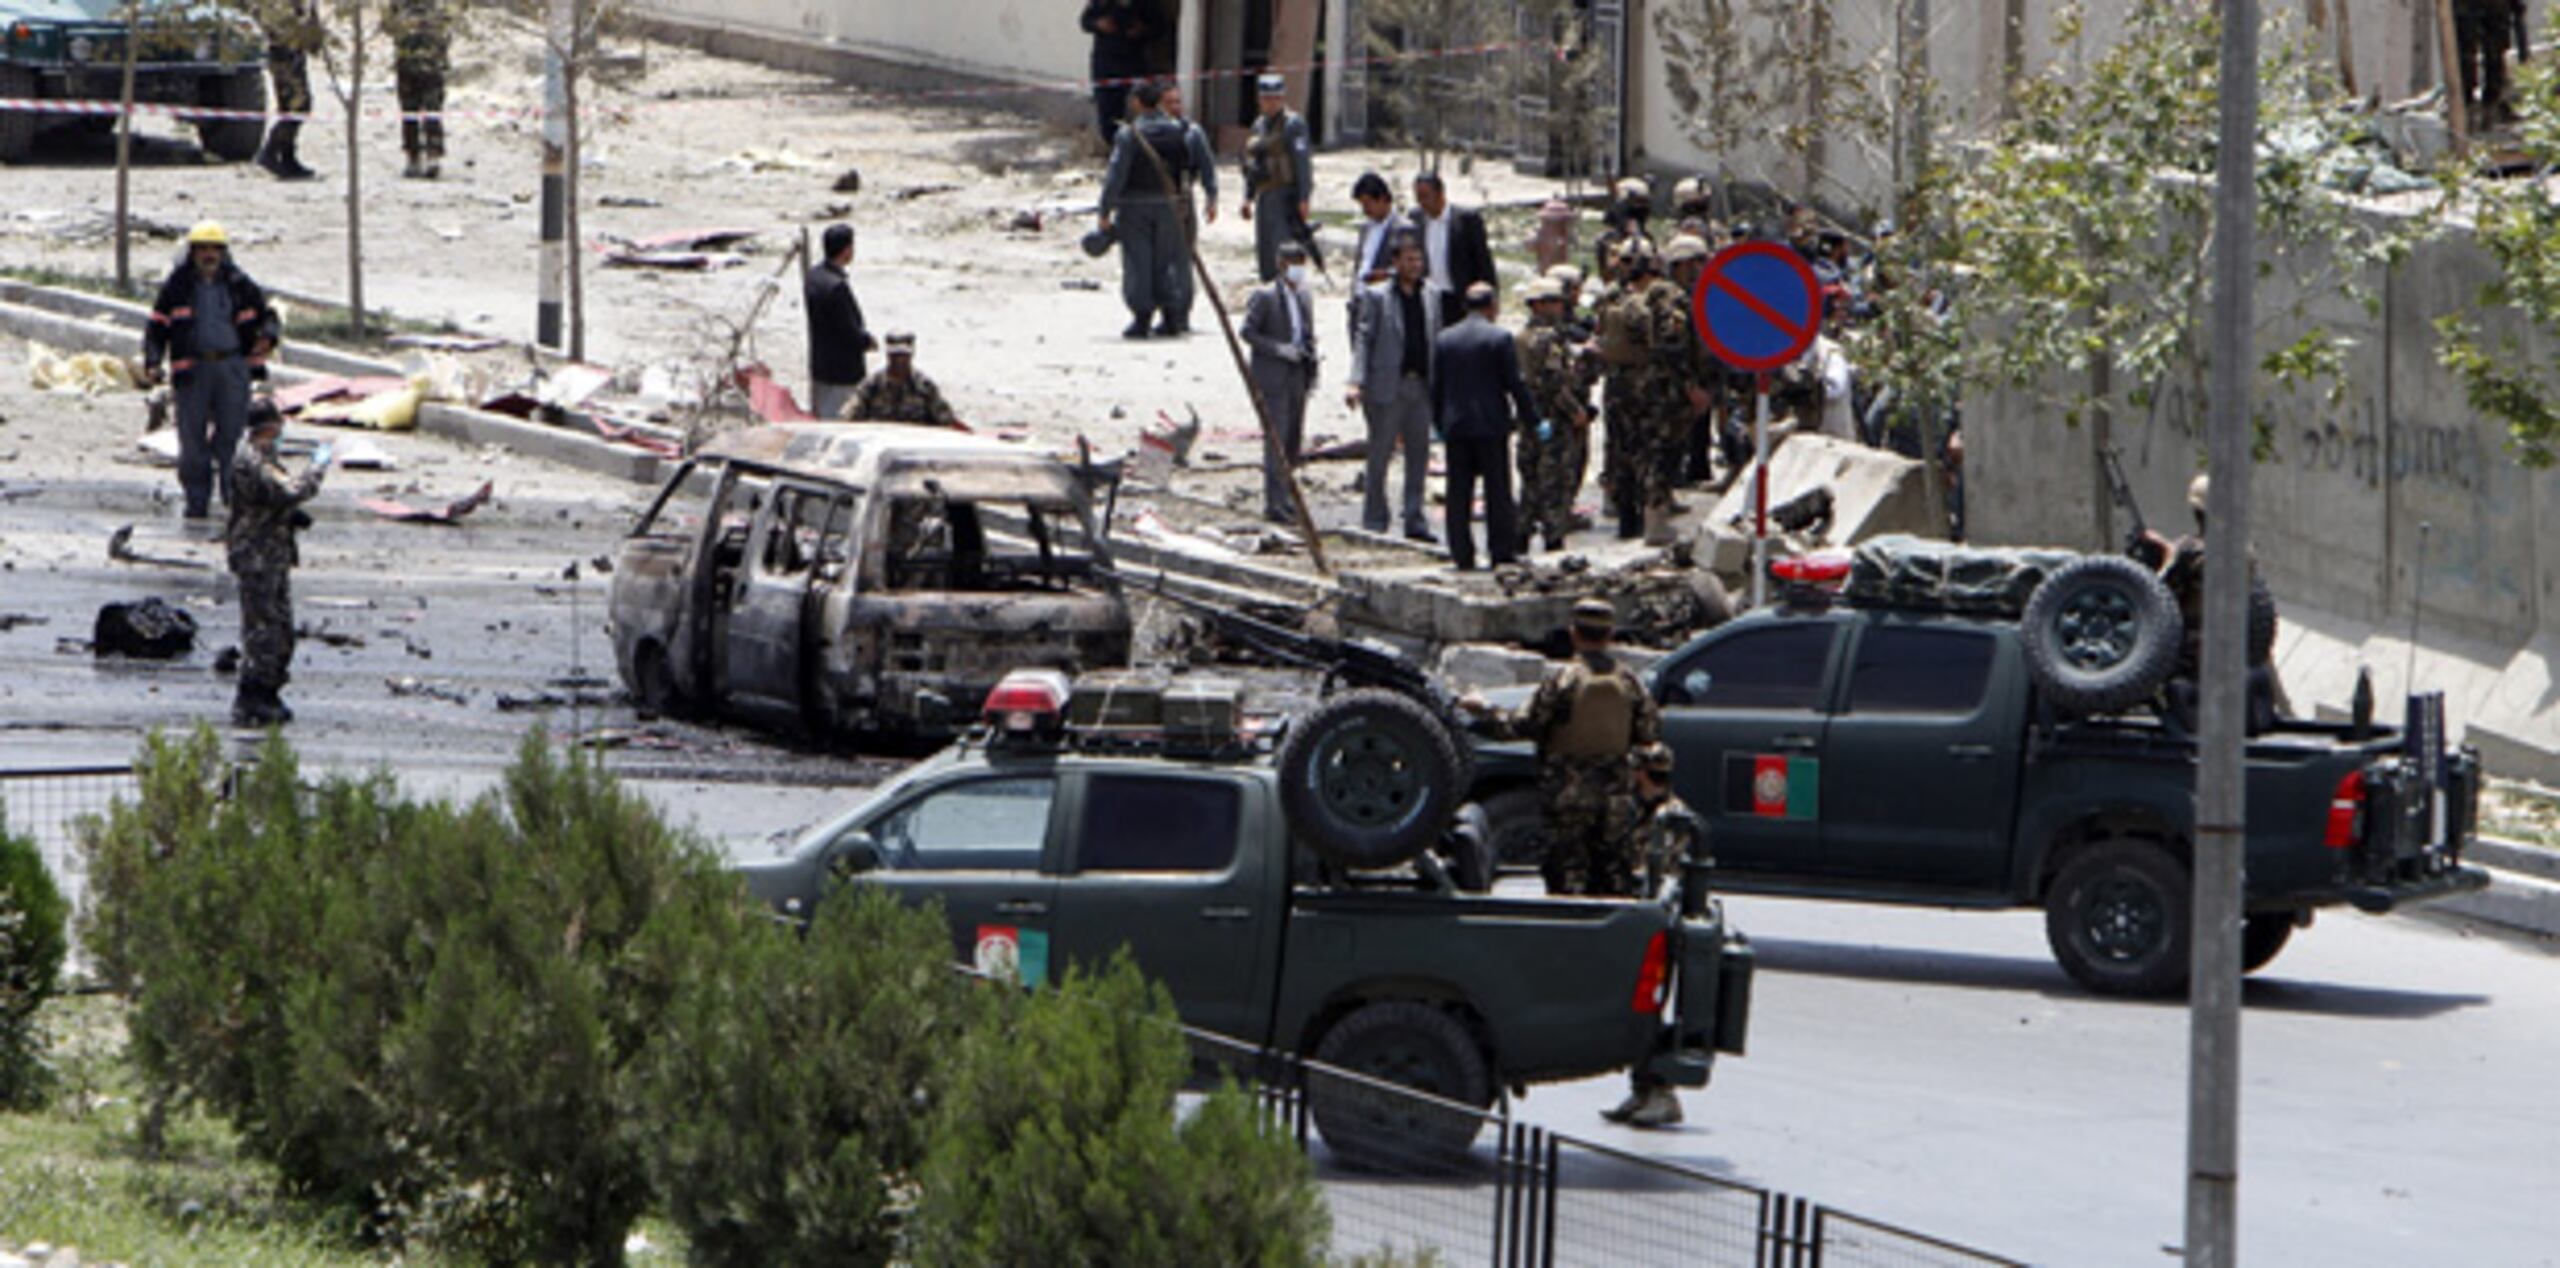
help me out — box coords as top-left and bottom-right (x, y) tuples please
(142, 223), (279, 520)
(1099, 79), (1217, 338)
(390, 0), (451, 179)
(254, 0), (320, 180)
(1463, 598), (1660, 897)
(1603, 741), (1708, 1129)
(1241, 72), (1314, 284)
(1514, 275), (1587, 554)
(228, 400), (332, 726)
(848, 332), (960, 427)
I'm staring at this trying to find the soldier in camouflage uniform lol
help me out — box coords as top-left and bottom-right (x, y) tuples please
(848, 332), (961, 427)
(1595, 238), (1693, 542)
(389, 0), (451, 179)
(1513, 276), (1588, 553)
(1604, 741), (1709, 1130)
(254, 0), (321, 180)
(1662, 234), (1722, 488)
(1462, 598), (1659, 897)
(1591, 178), (1654, 289)
(226, 400), (331, 726)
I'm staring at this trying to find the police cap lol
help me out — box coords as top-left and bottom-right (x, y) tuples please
(1570, 597), (1615, 635)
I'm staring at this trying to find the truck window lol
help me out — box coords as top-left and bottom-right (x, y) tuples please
(629, 461), (718, 540)
(1075, 776), (1242, 873)
(871, 776), (1055, 871)
(1847, 626), (1996, 715)
(1665, 624), (1838, 711)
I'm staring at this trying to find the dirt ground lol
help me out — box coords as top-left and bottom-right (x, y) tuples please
(0, 9), (1603, 548)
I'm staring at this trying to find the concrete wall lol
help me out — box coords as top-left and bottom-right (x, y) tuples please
(623, 0), (1091, 90)
(1968, 208), (2560, 774)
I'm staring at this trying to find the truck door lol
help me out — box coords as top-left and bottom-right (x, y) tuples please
(718, 481), (836, 724)
(1048, 771), (1275, 1045)
(1818, 622), (2020, 888)
(856, 774), (1064, 984)
(1654, 619), (1844, 878)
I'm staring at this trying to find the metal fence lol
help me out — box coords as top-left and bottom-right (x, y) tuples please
(1191, 1028), (2023, 1268)
(0, 765), (139, 914)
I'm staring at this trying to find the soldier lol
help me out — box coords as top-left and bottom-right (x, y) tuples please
(389, 0), (450, 179)
(1098, 79), (1217, 339)
(2453, 0), (2519, 130)
(227, 400), (332, 726)
(1662, 233), (1721, 486)
(1594, 238), (1691, 543)
(1603, 741), (1708, 1129)
(254, 0), (320, 180)
(1514, 275), (1588, 554)
(848, 332), (960, 427)
(142, 223), (279, 520)
(1241, 72), (1314, 284)
(1591, 177), (1654, 288)
(1462, 598), (1659, 897)
(1671, 176), (1717, 239)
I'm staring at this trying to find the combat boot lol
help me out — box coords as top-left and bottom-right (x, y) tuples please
(1599, 1089), (1646, 1124)
(1624, 1087), (1684, 1129)
(264, 123), (315, 180)
(231, 683), (280, 727)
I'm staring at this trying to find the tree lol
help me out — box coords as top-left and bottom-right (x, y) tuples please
(1361, 0), (1512, 173)
(2436, 9), (2560, 468)
(0, 810), (68, 1110)
(1653, 0), (1886, 212)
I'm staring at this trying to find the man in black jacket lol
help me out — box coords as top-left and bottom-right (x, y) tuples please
(1432, 282), (1538, 571)
(1079, 0), (1168, 146)
(804, 223), (875, 420)
(1410, 172), (1498, 330)
(141, 223), (279, 519)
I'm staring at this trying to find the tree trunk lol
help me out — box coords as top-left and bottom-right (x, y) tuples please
(566, 2), (585, 362)
(347, 1), (367, 341)
(113, 1), (139, 293)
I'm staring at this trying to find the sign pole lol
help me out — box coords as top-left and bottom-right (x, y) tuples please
(1752, 372), (1772, 608)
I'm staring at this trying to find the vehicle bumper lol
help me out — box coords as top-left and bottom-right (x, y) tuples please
(2346, 863), (2491, 914)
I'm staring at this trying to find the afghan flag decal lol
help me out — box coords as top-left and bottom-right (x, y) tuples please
(1725, 753), (1819, 820)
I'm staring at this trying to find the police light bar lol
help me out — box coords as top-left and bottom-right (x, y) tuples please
(983, 669), (1071, 734)
(1769, 550), (1852, 585)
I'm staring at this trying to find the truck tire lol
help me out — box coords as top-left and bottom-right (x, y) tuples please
(1277, 689), (1463, 871)
(0, 68), (36, 163)
(1308, 1001), (1493, 1173)
(196, 69), (267, 163)
(2044, 838), (2191, 997)
(2240, 912), (2295, 974)
(1478, 785), (1553, 870)
(2021, 555), (2183, 716)
(1440, 803), (1495, 894)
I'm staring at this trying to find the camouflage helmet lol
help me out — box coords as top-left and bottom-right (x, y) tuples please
(1613, 176), (1651, 205)
(1570, 597), (1616, 636)
(1614, 236), (1660, 274)
(1544, 262), (1585, 289)
(1521, 275), (1566, 304)
(2188, 472), (2210, 515)
(1662, 234), (1711, 267)
(1633, 742), (1675, 776)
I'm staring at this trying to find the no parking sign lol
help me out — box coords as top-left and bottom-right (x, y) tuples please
(1692, 241), (1823, 372)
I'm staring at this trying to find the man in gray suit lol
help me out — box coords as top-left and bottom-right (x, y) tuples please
(1242, 240), (1319, 525)
(1432, 282), (1538, 571)
(1345, 236), (1441, 542)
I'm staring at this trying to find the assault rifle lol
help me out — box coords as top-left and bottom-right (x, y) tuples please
(1109, 567), (1448, 709)
(2098, 445), (2176, 572)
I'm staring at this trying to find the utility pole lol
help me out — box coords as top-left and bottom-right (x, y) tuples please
(2188, 1), (2256, 1266)
(537, 0), (570, 349)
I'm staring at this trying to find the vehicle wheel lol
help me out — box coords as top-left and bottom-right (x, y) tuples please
(195, 70), (267, 163)
(2241, 912), (2295, 975)
(1478, 785), (1553, 870)
(2044, 838), (2192, 997)
(1440, 803), (1495, 894)
(2022, 555), (2183, 715)
(0, 69), (36, 163)
(1276, 688), (1463, 871)
(1308, 1001), (1493, 1174)
(629, 641), (681, 719)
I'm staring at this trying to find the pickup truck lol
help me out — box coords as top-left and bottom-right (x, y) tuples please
(1468, 598), (2488, 997)
(0, 0), (268, 164)
(735, 673), (1755, 1170)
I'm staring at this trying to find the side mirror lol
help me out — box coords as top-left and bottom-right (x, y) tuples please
(829, 831), (884, 878)
(1681, 669), (1712, 703)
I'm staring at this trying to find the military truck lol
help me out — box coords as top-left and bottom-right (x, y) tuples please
(1469, 542), (2487, 997)
(736, 669), (1754, 1170)
(0, 0), (267, 163)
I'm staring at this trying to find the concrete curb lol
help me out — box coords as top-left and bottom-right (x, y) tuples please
(2437, 837), (2560, 940)
(0, 283), (665, 487)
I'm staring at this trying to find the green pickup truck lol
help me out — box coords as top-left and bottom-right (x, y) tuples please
(0, 0), (267, 163)
(736, 673), (1754, 1169)
(1470, 587), (2488, 997)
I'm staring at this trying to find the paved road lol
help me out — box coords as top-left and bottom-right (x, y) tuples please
(1491, 894), (2559, 1267)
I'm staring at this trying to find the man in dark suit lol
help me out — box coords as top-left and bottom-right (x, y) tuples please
(1345, 235), (1442, 541)
(803, 223), (874, 420)
(1241, 241), (1319, 525)
(1410, 171), (1497, 330)
(1432, 282), (1538, 571)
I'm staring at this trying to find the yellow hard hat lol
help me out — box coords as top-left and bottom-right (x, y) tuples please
(185, 221), (229, 246)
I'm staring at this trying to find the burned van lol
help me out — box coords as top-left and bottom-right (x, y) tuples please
(608, 424), (1133, 738)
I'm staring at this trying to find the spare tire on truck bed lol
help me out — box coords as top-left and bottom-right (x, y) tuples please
(1276, 688), (1464, 871)
(2020, 555), (2183, 716)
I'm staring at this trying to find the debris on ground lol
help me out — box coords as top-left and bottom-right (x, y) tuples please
(134, 430), (181, 466)
(831, 167), (862, 193)
(93, 597), (197, 658)
(299, 624), (366, 649)
(735, 362), (815, 423)
(28, 344), (142, 394)
(274, 374), (411, 415)
(357, 480), (494, 524)
(599, 194), (664, 208)
(385, 333), (510, 352)
(0, 613), (47, 632)
(106, 524), (210, 569)
(891, 183), (961, 201)
(302, 379), (424, 431)
(386, 675), (470, 705)
(1128, 506), (1240, 559)
(213, 645), (240, 673)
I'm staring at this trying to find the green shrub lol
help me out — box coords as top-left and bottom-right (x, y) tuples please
(914, 953), (1330, 1267)
(0, 812), (70, 1109)
(73, 727), (228, 997)
(639, 887), (992, 1267)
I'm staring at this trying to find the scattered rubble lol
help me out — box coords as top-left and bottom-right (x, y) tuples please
(356, 480), (494, 525)
(105, 525), (210, 570)
(92, 597), (196, 659)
